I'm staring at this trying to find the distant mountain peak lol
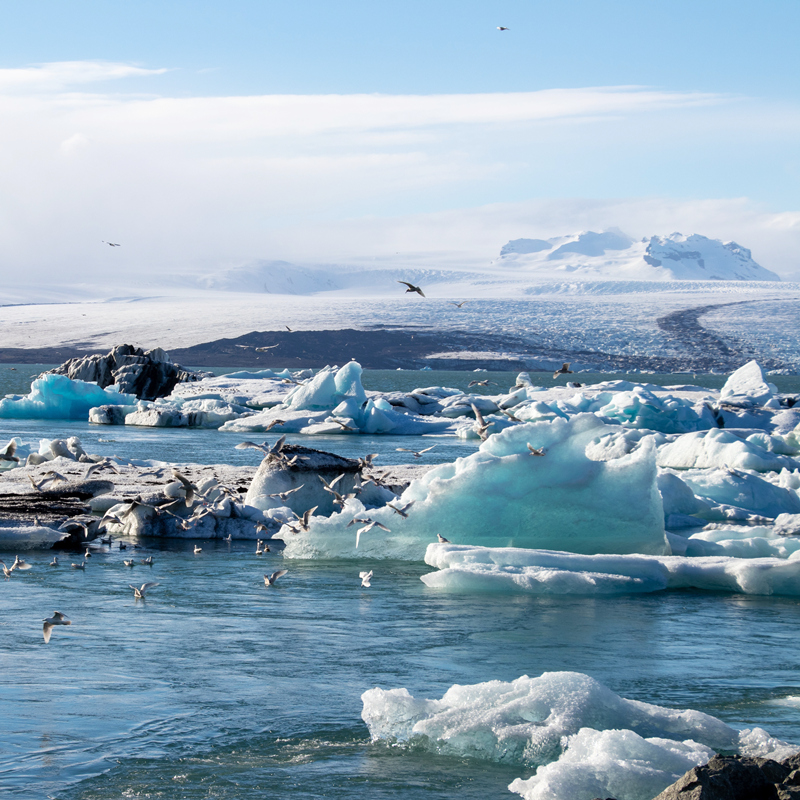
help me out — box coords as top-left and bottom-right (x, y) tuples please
(497, 230), (780, 282)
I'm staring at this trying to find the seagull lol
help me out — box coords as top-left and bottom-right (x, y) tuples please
(527, 443), (546, 456)
(0, 440), (19, 463)
(397, 280), (425, 297)
(437, 533), (450, 543)
(468, 380), (498, 388)
(256, 539), (266, 555)
(285, 325), (293, 332)
(43, 611), (71, 643)
(500, 408), (523, 422)
(172, 470), (198, 505)
(71, 561), (86, 570)
(102, 241), (121, 246)
(448, 301), (468, 308)
(357, 453), (379, 470)
(1, 561), (12, 579)
(329, 418), (358, 432)
(395, 445), (437, 458)
(193, 545), (202, 554)
(553, 363), (573, 379)
(11, 556), (32, 571)
(289, 506), (318, 533)
(359, 570), (373, 588)
(49, 556), (59, 567)
(470, 403), (492, 441)
(124, 559), (136, 567)
(497, 26), (510, 30)
(141, 556), (154, 565)
(264, 569), (288, 586)
(269, 484), (305, 502)
(223, 533), (232, 542)
(387, 501), (414, 518)
(355, 519), (391, 548)
(129, 582), (160, 599)
(84, 548), (92, 559)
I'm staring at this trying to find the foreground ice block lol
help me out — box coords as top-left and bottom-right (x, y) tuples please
(362, 671), (797, 800)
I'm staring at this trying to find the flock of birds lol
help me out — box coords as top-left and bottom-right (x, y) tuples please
(9, 354), (572, 645)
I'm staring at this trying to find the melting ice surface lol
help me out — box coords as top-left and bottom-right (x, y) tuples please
(361, 671), (797, 800)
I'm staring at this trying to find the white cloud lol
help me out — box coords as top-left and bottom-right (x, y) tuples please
(0, 61), (797, 282)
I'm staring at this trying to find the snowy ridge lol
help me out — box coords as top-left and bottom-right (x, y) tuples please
(497, 230), (780, 282)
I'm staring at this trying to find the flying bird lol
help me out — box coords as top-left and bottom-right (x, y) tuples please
(43, 611), (71, 643)
(497, 26), (510, 30)
(102, 241), (121, 246)
(359, 570), (373, 588)
(468, 379), (498, 388)
(129, 582), (160, 599)
(397, 280), (425, 297)
(527, 443), (546, 456)
(448, 301), (468, 308)
(264, 569), (288, 586)
(553, 363), (573, 379)
(395, 445), (437, 459)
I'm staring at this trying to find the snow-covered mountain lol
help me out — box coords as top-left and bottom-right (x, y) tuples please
(496, 230), (781, 282)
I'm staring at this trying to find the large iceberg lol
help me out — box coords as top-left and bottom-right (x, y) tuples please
(280, 413), (668, 559)
(361, 671), (796, 800)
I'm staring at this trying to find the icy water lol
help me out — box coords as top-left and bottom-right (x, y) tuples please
(1, 368), (800, 799)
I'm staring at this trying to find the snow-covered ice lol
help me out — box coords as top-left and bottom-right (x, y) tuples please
(361, 671), (797, 800)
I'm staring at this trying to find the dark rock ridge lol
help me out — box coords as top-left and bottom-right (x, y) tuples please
(650, 752), (800, 800)
(46, 344), (206, 400)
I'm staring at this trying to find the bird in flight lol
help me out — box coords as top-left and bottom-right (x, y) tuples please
(43, 611), (71, 643)
(553, 363), (573, 379)
(497, 26), (510, 31)
(264, 569), (288, 586)
(397, 281), (425, 297)
(130, 582), (160, 599)
(359, 570), (373, 588)
(395, 445), (437, 459)
(449, 301), (468, 308)
(102, 241), (121, 247)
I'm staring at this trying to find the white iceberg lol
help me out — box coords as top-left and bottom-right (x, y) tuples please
(422, 543), (800, 596)
(361, 671), (797, 800)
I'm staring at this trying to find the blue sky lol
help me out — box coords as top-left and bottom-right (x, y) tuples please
(1, 1), (798, 277)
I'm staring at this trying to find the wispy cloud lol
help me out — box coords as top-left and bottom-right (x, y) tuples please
(0, 61), (796, 281)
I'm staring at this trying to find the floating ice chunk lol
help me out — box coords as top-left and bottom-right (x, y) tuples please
(363, 672), (797, 800)
(508, 728), (715, 800)
(0, 374), (137, 420)
(720, 360), (778, 407)
(0, 523), (70, 549)
(678, 468), (800, 519)
(281, 414), (667, 560)
(657, 429), (800, 472)
(423, 543), (800, 596)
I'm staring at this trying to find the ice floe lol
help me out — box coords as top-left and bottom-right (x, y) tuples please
(422, 543), (800, 596)
(361, 671), (797, 800)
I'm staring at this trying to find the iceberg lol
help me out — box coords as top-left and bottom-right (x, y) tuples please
(361, 672), (797, 800)
(422, 543), (800, 596)
(0, 374), (137, 420)
(280, 414), (668, 560)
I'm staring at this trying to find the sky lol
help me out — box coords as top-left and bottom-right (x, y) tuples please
(1, 0), (799, 282)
